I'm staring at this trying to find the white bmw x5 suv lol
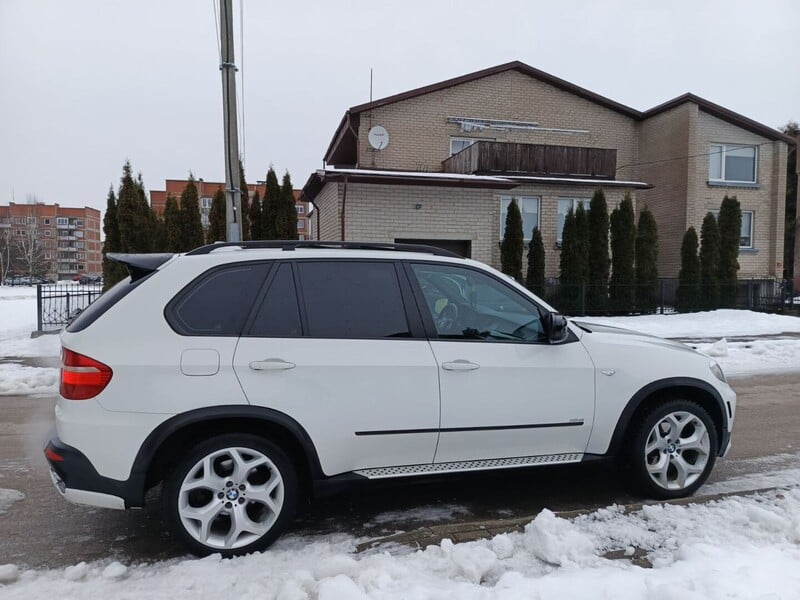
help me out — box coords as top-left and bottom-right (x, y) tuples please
(46, 241), (736, 556)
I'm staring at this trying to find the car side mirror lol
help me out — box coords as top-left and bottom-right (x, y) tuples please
(544, 312), (569, 344)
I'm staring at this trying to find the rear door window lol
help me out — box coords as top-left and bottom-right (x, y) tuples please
(247, 263), (302, 337)
(167, 263), (270, 336)
(296, 261), (411, 339)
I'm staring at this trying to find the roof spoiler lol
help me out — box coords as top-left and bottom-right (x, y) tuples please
(107, 253), (174, 282)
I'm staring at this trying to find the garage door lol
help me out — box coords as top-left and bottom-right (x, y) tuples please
(394, 239), (472, 258)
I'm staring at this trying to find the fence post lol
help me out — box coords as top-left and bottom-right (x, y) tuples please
(580, 282), (586, 316)
(747, 279), (753, 310)
(36, 284), (43, 333)
(65, 288), (71, 323)
(659, 280), (665, 315)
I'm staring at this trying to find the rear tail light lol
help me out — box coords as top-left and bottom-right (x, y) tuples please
(60, 348), (113, 400)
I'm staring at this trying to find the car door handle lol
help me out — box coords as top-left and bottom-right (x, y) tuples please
(441, 360), (480, 371)
(249, 359), (296, 371)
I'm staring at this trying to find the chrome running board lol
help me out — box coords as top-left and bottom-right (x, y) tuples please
(353, 453), (583, 479)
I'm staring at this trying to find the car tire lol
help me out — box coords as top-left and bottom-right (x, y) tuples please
(629, 400), (718, 500)
(162, 433), (298, 557)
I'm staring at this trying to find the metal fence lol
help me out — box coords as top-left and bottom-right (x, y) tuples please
(539, 278), (795, 317)
(36, 284), (103, 332)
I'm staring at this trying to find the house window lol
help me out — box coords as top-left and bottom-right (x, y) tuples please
(298, 234), (305, 240)
(75, 230), (84, 238)
(77, 253), (85, 259)
(44, 253), (52, 259)
(450, 137), (483, 156)
(44, 218), (51, 225)
(201, 214), (210, 227)
(556, 197), (591, 243)
(297, 220), (305, 230)
(709, 144), (757, 183)
(56, 217), (68, 226)
(296, 205), (305, 214)
(77, 264), (85, 271)
(76, 241), (84, 248)
(500, 196), (540, 241)
(76, 219), (84, 227)
(15, 217), (25, 225)
(44, 229), (51, 236)
(27, 217), (36, 224)
(15, 229), (24, 236)
(201, 197), (213, 209)
(712, 210), (754, 248)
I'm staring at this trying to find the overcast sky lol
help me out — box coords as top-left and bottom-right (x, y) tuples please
(1, 0), (797, 212)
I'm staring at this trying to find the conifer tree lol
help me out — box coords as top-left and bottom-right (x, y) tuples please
(179, 177), (205, 250)
(609, 193), (636, 311)
(152, 214), (166, 253)
(248, 190), (262, 240)
(718, 195), (742, 307)
(575, 203), (590, 284)
(117, 162), (152, 254)
(207, 189), (227, 244)
(163, 194), (182, 252)
(699, 212), (721, 309)
(525, 226), (545, 296)
(587, 189), (610, 312)
(676, 227), (700, 313)
(262, 168), (280, 239)
(101, 186), (125, 289)
(635, 206), (659, 313)
(238, 161), (250, 241)
(559, 208), (583, 313)
(500, 198), (524, 281)
(276, 172), (298, 240)
(134, 172), (154, 252)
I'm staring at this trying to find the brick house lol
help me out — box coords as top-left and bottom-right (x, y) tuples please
(150, 179), (312, 239)
(0, 202), (102, 279)
(302, 61), (793, 278)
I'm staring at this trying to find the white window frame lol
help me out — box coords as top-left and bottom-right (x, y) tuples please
(296, 205), (305, 214)
(44, 229), (51, 236)
(499, 196), (540, 242)
(709, 143), (758, 184)
(14, 217), (25, 225)
(297, 220), (305, 229)
(56, 217), (68, 226)
(200, 197), (213, 209)
(556, 197), (591, 243)
(449, 137), (493, 156)
(75, 241), (84, 248)
(76, 219), (84, 227)
(712, 210), (754, 249)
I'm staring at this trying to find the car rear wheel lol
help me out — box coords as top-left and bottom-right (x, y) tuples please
(162, 434), (297, 556)
(630, 400), (718, 499)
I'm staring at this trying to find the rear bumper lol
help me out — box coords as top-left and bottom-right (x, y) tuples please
(44, 432), (139, 509)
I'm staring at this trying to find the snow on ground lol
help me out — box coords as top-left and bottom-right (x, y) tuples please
(1, 489), (799, 598)
(0, 363), (57, 396)
(586, 309), (800, 339)
(0, 286), (60, 358)
(690, 337), (800, 377)
(0, 488), (25, 515)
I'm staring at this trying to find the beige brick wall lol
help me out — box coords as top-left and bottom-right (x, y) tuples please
(314, 182), (342, 241)
(355, 70), (640, 181)
(636, 103), (693, 277)
(315, 180), (633, 276)
(691, 111), (787, 278)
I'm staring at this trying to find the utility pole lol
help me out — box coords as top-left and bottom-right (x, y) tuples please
(219, 0), (242, 242)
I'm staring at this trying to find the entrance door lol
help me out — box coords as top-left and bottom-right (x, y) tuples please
(405, 261), (595, 464)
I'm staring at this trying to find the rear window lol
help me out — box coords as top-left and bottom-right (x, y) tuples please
(247, 263), (302, 337)
(167, 263), (270, 336)
(66, 275), (150, 333)
(296, 261), (410, 339)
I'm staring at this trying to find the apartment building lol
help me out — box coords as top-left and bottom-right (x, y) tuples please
(0, 202), (102, 279)
(150, 179), (312, 240)
(303, 61), (793, 278)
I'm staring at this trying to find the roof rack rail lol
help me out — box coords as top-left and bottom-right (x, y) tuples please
(185, 240), (463, 258)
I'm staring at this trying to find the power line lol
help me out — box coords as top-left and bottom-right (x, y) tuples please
(616, 141), (772, 173)
(212, 0), (221, 61)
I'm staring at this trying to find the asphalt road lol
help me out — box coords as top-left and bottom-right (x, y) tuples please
(1, 372), (798, 568)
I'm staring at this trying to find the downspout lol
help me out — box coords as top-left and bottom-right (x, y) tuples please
(340, 175), (348, 241)
(301, 192), (321, 241)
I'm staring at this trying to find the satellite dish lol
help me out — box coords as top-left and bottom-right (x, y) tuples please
(368, 125), (389, 150)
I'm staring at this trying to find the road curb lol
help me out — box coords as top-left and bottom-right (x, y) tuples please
(355, 484), (795, 554)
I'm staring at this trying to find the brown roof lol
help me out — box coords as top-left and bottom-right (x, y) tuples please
(324, 61), (794, 164)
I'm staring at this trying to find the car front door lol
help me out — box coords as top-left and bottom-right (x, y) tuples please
(406, 261), (595, 465)
(233, 260), (440, 477)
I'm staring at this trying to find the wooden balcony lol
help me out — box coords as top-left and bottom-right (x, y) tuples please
(442, 141), (617, 179)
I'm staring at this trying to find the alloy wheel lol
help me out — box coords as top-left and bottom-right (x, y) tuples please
(644, 410), (711, 491)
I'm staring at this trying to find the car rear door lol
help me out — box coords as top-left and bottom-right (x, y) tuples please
(233, 259), (440, 477)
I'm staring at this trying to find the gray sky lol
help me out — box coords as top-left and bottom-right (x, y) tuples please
(1, 0), (797, 212)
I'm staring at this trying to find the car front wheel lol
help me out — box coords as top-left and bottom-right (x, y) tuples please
(162, 434), (297, 556)
(630, 400), (718, 499)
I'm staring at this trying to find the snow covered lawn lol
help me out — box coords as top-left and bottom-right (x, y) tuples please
(1, 489), (798, 598)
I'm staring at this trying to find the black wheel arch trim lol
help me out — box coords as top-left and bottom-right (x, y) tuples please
(130, 406), (325, 498)
(605, 377), (730, 457)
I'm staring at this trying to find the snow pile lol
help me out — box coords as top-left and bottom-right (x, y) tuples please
(0, 286), (60, 358)
(692, 338), (800, 376)
(0, 363), (58, 396)
(587, 309), (800, 339)
(0, 488), (25, 514)
(2, 490), (800, 598)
